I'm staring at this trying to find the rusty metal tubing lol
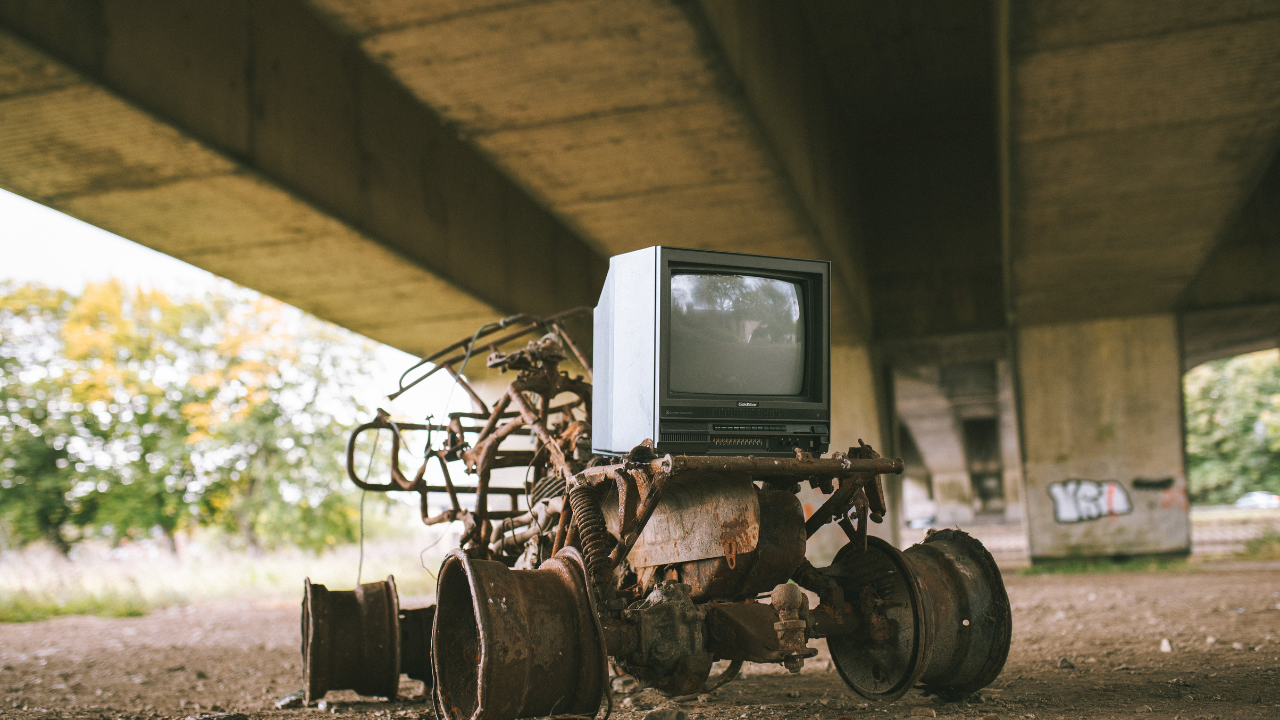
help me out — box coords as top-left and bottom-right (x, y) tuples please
(662, 454), (903, 477)
(302, 576), (401, 704)
(508, 390), (574, 479)
(547, 319), (591, 381)
(577, 455), (903, 489)
(432, 548), (607, 720)
(804, 478), (859, 538)
(393, 307), (591, 401)
(444, 363), (490, 415)
(345, 421), (399, 492)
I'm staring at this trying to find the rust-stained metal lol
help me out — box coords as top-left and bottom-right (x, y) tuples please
(302, 576), (401, 704)
(399, 605), (436, 689)
(325, 311), (1012, 720)
(771, 583), (817, 673)
(907, 528), (1013, 697)
(432, 548), (607, 720)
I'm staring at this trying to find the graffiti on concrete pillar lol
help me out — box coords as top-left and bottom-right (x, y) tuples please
(1048, 480), (1133, 523)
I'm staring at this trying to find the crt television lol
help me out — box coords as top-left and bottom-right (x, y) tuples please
(593, 246), (830, 457)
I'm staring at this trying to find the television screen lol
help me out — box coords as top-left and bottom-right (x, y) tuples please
(669, 273), (805, 395)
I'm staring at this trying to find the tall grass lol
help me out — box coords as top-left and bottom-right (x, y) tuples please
(0, 518), (456, 622)
(1239, 531), (1280, 561)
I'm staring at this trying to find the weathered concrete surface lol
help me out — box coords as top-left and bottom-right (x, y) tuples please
(309, 0), (871, 342)
(1004, 1), (1280, 326)
(996, 358), (1026, 520)
(893, 369), (975, 525)
(801, 343), (888, 565)
(1018, 315), (1190, 559)
(0, 2), (605, 357)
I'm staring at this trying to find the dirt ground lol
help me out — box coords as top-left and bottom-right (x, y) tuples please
(3, 563), (1279, 720)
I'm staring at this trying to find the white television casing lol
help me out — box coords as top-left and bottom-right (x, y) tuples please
(592, 246), (661, 455)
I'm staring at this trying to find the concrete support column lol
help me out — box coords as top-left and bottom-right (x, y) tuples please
(996, 359), (1025, 521)
(801, 344), (887, 564)
(894, 371), (975, 526)
(1017, 315), (1190, 560)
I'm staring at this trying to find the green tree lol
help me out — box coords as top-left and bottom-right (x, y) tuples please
(185, 296), (378, 551)
(0, 284), (95, 553)
(1184, 349), (1280, 504)
(1, 280), (377, 553)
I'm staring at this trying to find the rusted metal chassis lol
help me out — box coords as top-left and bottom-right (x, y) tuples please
(572, 454), (904, 671)
(345, 308), (591, 557)
(571, 453), (903, 573)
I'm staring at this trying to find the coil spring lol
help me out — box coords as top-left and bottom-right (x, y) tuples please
(567, 483), (613, 594)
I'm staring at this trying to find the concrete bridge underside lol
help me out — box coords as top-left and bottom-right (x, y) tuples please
(2, 1), (1278, 557)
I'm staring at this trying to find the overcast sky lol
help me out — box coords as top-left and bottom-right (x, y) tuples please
(0, 187), (467, 425)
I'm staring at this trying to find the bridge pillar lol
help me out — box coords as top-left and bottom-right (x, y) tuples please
(802, 344), (889, 563)
(1016, 315), (1191, 560)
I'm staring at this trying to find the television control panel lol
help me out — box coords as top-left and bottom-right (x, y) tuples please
(657, 421), (830, 457)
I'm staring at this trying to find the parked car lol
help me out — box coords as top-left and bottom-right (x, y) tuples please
(1234, 491), (1280, 509)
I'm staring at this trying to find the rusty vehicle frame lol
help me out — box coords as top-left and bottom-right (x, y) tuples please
(302, 311), (1012, 720)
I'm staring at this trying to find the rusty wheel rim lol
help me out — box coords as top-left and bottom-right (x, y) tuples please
(825, 536), (931, 701)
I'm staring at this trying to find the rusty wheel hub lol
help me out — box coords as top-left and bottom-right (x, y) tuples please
(823, 529), (1012, 701)
(432, 548), (607, 720)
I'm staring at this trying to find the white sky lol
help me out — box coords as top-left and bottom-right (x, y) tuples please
(0, 187), (469, 425)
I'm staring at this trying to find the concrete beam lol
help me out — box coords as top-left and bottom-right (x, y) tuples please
(0, 1), (605, 356)
(1005, 2), (1280, 325)
(310, 0), (873, 344)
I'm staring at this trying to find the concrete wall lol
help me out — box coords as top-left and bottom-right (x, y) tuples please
(997, 358), (1026, 520)
(1017, 315), (1190, 559)
(801, 344), (887, 564)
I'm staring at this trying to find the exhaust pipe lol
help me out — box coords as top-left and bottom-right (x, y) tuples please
(432, 548), (607, 720)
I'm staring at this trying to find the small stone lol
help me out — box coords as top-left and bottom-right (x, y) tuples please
(910, 709), (937, 717)
(1206, 636), (1216, 644)
(1057, 657), (1075, 669)
(1135, 706), (1152, 713)
(195, 670), (208, 679)
(1232, 641), (1245, 650)
(612, 676), (640, 695)
(1160, 638), (1172, 652)
(643, 707), (688, 720)
(629, 689), (666, 710)
(786, 690), (802, 698)
(317, 700), (329, 711)
(275, 690), (304, 709)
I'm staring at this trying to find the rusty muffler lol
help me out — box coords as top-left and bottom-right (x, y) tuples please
(302, 576), (401, 704)
(824, 528), (1011, 701)
(432, 548), (607, 720)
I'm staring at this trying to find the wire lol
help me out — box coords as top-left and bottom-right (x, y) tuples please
(356, 429), (381, 587)
(439, 320), (498, 415)
(357, 489), (366, 586)
(418, 530), (450, 583)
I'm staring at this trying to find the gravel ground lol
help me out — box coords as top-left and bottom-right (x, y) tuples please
(2, 562), (1279, 720)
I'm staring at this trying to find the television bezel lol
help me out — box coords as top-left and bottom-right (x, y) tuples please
(656, 248), (830, 419)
